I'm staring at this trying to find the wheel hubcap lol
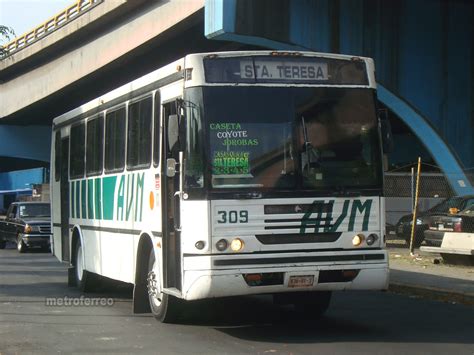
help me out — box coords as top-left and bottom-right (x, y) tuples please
(17, 238), (22, 251)
(76, 246), (83, 282)
(147, 261), (162, 307)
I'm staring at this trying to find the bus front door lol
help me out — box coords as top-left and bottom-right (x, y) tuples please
(161, 102), (182, 292)
(60, 138), (70, 262)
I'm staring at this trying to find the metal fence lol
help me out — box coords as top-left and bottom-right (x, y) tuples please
(2, 0), (102, 56)
(384, 164), (474, 245)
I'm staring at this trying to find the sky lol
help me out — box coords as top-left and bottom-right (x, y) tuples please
(0, 0), (73, 44)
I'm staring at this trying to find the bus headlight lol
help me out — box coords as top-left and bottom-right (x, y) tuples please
(216, 239), (228, 251)
(352, 234), (364, 246)
(195, 241), (205, 250)
(230, 238), (244, 252)
(366, 234), (378, 246)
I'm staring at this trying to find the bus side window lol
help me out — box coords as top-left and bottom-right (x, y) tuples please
(54, 131), (61, 182)
(70, 123), (85, 179)
(163, 102), (177, 158)
(127, 96), (152, 170)
(153, 92), (161, 167)
(105, 107), (126, 174)
(86, 115), (104, 176)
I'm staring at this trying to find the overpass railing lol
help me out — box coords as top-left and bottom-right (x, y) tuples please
(2, 0), (102, 56)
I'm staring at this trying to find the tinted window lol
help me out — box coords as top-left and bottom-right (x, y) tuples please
(86, 116), (104, 176)
(9, 205), (17, 219)
(184, 86), (382, 190)
(153, 93), (161, 167)
(127, 96), (152, 169)
(54, 131), (61, 182)
(430, 197), (464, 213)
(19, 204), (50, 217)
(70, 123), (85, 179)
(105, 107), (126, 173)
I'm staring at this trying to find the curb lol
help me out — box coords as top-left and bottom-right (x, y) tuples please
(388, 282), (474, 306)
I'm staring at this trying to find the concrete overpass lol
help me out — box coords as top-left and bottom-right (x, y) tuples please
(1, 0), (473, 196)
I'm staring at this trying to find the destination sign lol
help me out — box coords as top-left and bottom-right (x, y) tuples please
(204, 56), (368, 85)
(239, 60), (328, 81)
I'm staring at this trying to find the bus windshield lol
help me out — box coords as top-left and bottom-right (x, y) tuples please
(184, 86), (382, 192)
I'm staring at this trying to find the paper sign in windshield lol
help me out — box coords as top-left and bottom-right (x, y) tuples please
(240, 60), (328, 81)
(213, 151), (250, 175)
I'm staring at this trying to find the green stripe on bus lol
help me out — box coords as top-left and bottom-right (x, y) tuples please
(70, 181), (75, 218)
(87, 179), (94, 219)
(95, 178), (102, 220)
(75, 181), (80, 219)
(81, 180), (87, 219)
(102, 176), (117, 220)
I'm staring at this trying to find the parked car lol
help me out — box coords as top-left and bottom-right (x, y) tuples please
(395, 195), (474, 247)
(0, 202), (52, 252)
(424, 206), (474, 247)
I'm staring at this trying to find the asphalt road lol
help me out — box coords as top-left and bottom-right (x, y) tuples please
(0, 244), (473, 355)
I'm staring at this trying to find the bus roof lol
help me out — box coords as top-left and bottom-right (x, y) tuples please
(52, 50), (376, 127)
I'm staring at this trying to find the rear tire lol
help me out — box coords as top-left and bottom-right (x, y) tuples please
(0, 240), (6, 249)
(74, 239), (100, 292)
(147, 250), (181, 323)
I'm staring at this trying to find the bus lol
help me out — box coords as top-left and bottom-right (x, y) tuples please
(50, 50), (390, 323)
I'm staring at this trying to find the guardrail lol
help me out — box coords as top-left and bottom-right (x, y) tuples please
(2, 0), (102, 56)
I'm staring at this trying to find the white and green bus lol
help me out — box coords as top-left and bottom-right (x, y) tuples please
(51, 51), (390, 322)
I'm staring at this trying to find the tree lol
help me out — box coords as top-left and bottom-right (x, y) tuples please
(1, 25), (15, 58)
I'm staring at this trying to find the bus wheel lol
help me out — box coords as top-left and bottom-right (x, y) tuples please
(147, 250), (180, 323)
(74, 239), (99, 292)
(17, 235), (27, 253)
(293, 291), (332, 319)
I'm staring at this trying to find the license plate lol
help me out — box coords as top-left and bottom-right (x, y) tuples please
(288, 275), (314, 288)
(438, 224), (445, 231)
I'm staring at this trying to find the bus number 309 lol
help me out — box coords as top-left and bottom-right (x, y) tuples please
(217, 210), (249, 224)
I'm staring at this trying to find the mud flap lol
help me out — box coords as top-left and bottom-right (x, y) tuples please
(67, 267), (76, 287)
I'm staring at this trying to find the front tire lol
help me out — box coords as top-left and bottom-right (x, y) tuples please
(147, 250), (181, 323)
(74, 239), (100, 292)
(275, 291), (331, 319)
(17, 235), (27, 253)
(294, 291), (332, 318)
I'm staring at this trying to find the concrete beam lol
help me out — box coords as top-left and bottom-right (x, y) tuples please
(0, 1), (130, 74)
(0, 0), (204, 120)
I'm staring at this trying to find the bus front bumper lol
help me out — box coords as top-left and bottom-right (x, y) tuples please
(181, 250), (389, 300)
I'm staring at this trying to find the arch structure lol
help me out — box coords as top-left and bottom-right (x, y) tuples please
(376, 86), (473, 196)
(204, 1), (474, 195)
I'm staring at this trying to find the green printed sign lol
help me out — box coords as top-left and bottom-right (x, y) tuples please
(69, 172), (145, 222)
(213, 151), (250, 175)
(210, 122), (259, 147)
(299, 199), (373, 233)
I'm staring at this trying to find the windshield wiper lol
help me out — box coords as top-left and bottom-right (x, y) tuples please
(330, 187), (361, 197)
(233, 192), (262, 199)
(301, 116), (319, 172)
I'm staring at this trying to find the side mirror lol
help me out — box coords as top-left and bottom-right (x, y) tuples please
(378, 109), (394, 154)
(166, 158), (177, 177)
